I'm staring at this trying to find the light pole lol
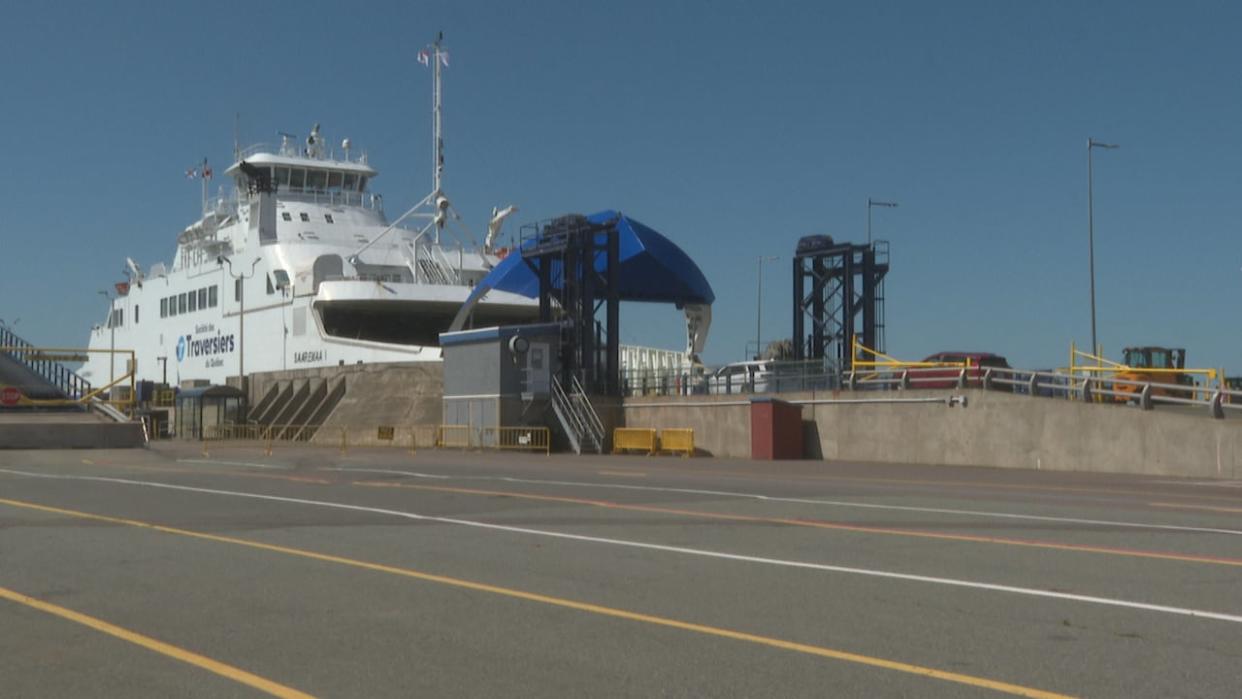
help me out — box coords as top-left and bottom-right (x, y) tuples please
(218, 256), (261, 394)
(1087, 138), (1119, 356)
(97, 290), (116, 387)
(755, 255), (779, 359)
(867, 198), (898, 245)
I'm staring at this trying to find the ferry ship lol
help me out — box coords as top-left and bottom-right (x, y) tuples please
(80, 38), (538, 389)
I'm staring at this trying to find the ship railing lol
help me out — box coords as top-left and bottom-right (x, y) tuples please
(237, 142), (369, 164)
(276, 189), (383, 211)
(0, 325), (93, 404)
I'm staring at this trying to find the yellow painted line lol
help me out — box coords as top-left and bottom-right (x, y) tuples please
(357, 481), (1242, 568)
(0, 584), (314, 699)
(80, 459), (94, 465)
(1150, 502), (1242, 514)
(651, 467), (1242, 504)
(597, 470), (647, 478)
(0, 497), (1069, 699)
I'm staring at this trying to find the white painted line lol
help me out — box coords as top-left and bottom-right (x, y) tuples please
(2, 468), (1240, 626)
(178, 459), (292, 471)
(323, 467), (1242, 538)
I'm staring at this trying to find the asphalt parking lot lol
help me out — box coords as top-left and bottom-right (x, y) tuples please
(1, 443), (1240, 698)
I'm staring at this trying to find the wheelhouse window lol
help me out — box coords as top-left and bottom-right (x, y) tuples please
(235, 279), (242, 302)
(188, 290), (198, 312)
(160, 298), (168, 318)
(134, 305), (139, 324)
(167, 296), (177, 317)
(208, 285), (218, 307)
(197, 288), (207, 309)
(305, 169), (327, 192)
(327, 171), (343, 190)
(275, 167), (290, 188)
(178, 293), (187, 314)
(342, 173), (357, 191)
(288, 168), (305, 191)
(358, 176), (368, 191)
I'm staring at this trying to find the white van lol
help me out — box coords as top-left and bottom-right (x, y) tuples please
(708, 361), (776, 394)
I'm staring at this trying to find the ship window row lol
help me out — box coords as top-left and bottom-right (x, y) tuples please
(160, 285), (218, 319)
(280, 211), (335, 224)
(259, 167), (367, 194)
(107, 308), (124, 328)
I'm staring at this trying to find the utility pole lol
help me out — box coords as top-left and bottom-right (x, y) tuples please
(755, 255), (779, 359)
(218, 256), (261, 395)
(1087, 138), (1119, 356)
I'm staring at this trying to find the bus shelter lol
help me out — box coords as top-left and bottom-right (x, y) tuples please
(175, 385), (246, 439)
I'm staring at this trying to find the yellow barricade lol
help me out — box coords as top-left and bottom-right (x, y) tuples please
(482, 426), (551, 454)
(613, 428), (657, 455)
(437, 424), (472, 449)
(659, 428), (695, 458)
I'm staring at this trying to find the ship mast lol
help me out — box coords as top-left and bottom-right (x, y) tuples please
(432, 32), (444, 214)
(347, 32), (477, 265)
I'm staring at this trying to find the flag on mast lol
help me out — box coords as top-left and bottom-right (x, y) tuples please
(439, 51), (449, 67)
(417, 49), (430, 66)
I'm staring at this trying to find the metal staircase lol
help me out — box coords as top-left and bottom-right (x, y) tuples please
(551, 374), (605, 454)
(0, 324), (91, 407)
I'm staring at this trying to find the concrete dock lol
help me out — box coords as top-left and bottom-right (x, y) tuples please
(1, 444), (1239, 697)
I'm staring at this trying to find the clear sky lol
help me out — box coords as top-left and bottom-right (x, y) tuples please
(1, 1), (1239, 370)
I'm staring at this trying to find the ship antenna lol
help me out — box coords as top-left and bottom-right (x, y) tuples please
(432, 31), (444, 243)
(347, 32), (485, 267)
(233, 113), (241, 162)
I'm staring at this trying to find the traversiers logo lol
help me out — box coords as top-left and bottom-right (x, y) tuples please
(178, 330), (236, 362)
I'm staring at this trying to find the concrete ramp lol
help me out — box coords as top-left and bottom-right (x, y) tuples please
(0, 413), (146, 449)
(245, 362), (443, 448)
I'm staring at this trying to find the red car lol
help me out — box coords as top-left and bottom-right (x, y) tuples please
(913, 352), (1011, 389)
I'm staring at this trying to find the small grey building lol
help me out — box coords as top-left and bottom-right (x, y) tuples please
(439, 323), (562, 441)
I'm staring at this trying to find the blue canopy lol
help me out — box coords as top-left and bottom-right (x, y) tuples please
(461, 210), (715, 316)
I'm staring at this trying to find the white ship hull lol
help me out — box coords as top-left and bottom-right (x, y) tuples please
(81, 132), (537, 389)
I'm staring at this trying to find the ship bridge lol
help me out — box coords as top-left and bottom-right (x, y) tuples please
(226, 127), (382, 211)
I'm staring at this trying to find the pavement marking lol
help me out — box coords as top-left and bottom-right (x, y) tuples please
(597, 470), (647, 478)
(179, 459), (292, 471)
(3, 472), (1241, 625)
(1149, 502), (1242, 514)
(80, 459), (94, 465)
(324, 467), (1242, 537)
(0, 497), (1069, 698)
(646, 467), (1242, 503)
(352, 480), (1242, 568)
(0, 583), (315, 699)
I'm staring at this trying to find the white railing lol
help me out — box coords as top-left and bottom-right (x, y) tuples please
(620, 361), (1237, 420)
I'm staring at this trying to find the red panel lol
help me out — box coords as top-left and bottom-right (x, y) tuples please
(750, 400), (803, 460)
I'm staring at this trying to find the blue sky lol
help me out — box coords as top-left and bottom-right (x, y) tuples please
(1, 1), (1239, 370)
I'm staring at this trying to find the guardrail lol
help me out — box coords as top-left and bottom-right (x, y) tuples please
(481, 426), (551, 454)
(619, 359), (1238, 420)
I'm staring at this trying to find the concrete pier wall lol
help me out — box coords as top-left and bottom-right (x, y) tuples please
(623, 389), (1242, 479)
(244, 361), (443, 447)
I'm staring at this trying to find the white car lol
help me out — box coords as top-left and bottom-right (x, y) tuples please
(708, 361), (776, 394)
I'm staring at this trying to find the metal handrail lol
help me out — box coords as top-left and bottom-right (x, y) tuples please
(569, 374), (606, 444)
(0, 328), (93, 402)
